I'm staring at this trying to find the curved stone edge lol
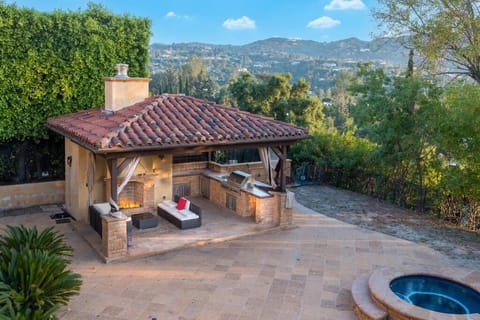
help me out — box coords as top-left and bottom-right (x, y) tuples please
(367, 267), (480, 320)
(351, 272), (388, 320)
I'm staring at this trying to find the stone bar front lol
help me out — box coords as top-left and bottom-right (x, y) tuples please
(203, 172), (291, 226)
(101, 215), (128, 258)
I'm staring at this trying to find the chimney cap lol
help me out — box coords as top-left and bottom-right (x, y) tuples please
(114, 64), (129, 78)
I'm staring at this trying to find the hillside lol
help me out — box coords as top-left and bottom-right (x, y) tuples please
(240, 37), (407, 62)
(149, 37), (409, 91)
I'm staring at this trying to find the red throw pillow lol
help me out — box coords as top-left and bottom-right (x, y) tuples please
(176, 197), (187, 210)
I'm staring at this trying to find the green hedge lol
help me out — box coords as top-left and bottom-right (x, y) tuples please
(0, 2), (151, 141)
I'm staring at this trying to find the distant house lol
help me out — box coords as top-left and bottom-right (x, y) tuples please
(322, 97), (334, 106)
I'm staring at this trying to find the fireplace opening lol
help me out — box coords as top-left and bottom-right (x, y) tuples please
(118, 181), (144, 209)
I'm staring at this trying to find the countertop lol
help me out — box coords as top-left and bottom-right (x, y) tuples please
(202, 170), (272, 198)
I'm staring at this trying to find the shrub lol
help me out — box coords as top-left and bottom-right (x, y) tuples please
(0, 226), (81, 319)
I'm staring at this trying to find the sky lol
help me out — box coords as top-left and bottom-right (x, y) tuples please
(5, 0), (380, 45)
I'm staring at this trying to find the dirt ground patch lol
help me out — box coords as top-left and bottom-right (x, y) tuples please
(293, 185), (480, 269)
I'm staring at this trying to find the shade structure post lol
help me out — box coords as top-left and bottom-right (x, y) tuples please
(272, 146), (287, 192)
(107, 158), (118, 204)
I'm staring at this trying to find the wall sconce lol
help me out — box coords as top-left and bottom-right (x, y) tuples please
(158, 155), (164, 160)
(67, 156), (72, 167)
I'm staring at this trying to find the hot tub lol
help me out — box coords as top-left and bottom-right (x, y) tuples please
(366, 268), (480, 320)
(390, 275), (480, 315)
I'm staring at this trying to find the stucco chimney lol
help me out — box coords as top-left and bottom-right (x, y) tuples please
(104, 64), (150, 112)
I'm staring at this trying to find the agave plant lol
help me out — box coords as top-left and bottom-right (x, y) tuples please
(0, 226), (82, 319)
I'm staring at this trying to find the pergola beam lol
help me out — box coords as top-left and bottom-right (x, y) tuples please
(117, 157), (134, 174)
(100, 140), (299, 160)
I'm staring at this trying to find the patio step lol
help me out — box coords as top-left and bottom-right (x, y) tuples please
(351, 273), (388, 320)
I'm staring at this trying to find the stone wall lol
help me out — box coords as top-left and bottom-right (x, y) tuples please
(101, 215), (127, 258)
(207, 160), (292, 185)
(105, 174), (157, 217)
(208, 161), (267, 182)
(97, 154), (172, 218)
(208, 178), (258, 220)
(172, 161), (208, 173)
(253, 195), (277, 225)
(0, 180), (65, 211)
(172, 175), (201, 197)
(274, 192), (292, 227)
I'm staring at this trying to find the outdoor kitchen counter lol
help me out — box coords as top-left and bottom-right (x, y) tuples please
(198, 170), (280, 224)
(201, 171), (272, 198)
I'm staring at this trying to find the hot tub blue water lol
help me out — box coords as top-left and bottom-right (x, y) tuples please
(390, 275), (480, 315)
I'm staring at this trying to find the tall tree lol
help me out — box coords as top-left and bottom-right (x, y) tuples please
(330, 70), (355, 132)
(373, 0), (480, 82)
(229, 73), (323, 130)
(150, 55), (218, 99)
(0, 3), (151, 141)
(229, 72), (267, 114)
(407, 49), (414, 79)
(350, 64), (442, 209)
(435, 83), (480, 199)
(0, 3), (151, 183)
(165, 65), (177, 93)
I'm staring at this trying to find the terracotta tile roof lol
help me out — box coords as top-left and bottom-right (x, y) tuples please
(47, 94), (309, 153)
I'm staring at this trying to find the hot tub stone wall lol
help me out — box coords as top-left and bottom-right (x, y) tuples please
(352, 267), (480, 320)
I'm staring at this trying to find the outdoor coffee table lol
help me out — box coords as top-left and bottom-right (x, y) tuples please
(131, 212), (158, 230)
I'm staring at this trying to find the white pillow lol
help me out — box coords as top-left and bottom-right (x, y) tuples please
(184, 200), (191, 211)
(93, 203), (111, 215)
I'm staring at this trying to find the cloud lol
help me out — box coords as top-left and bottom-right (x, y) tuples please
(325, 0), (365, 10)
(165, 11), (191, 20)
(307, 16), (341, 29)
(222, 16), (256, 30)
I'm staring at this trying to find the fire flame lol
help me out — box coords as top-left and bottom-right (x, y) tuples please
(118, 198), (142, 209)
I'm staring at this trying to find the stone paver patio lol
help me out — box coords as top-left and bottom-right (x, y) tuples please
(75, 197), (279, 263)
(0, 201), (461, 320)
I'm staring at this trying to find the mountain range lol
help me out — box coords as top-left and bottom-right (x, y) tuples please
(149, 36), (410, 90)
(152, 36), (409, 64)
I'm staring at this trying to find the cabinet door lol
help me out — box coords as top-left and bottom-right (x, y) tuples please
(173, 183), (191, 198)
(200, 177), (210, 199)
(226, 193), (237, 212)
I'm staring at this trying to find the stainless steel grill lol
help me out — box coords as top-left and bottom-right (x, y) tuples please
(222, 170), (255, 192)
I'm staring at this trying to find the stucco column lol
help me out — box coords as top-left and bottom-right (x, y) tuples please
(64, 138), (90, 222)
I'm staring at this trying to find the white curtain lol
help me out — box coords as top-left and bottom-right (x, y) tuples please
(258, 147), (270, 185)
(109, 157), (140, 208)
(258, 148), (276, 188)
(87, 152), (96, 206)
(117, 157), (140, 195)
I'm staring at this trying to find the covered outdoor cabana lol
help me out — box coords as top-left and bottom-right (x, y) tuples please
(47, 64), (309, 259)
